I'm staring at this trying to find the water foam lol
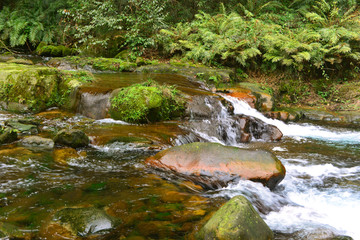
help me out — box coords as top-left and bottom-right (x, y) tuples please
(222, 95), (360, 143)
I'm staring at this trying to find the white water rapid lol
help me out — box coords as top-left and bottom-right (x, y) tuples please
(214, 95), (360, 239)
(222, 95), (360, 143)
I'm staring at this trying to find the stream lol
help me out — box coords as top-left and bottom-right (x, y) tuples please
(0, 73), (359, 239)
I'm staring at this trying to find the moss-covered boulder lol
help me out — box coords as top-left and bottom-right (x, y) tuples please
(109, 81), (186, 123)
(197, 195), (274, 240)
(54, 129), (90, 148)
(146, 142), (285, 189)
(0, 63), (94, 112)
(0, 63), (60, 112)
(0, 126), (17, 145)
(36, 43), (77, 57)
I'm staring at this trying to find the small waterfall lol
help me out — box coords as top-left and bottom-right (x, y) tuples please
(184, 95), (282, 145)
(77, 92), (111, 119)
(222, 95), (360, 143)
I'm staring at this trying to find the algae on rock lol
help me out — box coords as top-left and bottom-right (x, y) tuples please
(197, 195), (274, 240)
(110, 80), (187, 123)
(0, 63), (94, 113)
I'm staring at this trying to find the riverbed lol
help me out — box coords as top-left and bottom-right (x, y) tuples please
(0, 73), (359, 239)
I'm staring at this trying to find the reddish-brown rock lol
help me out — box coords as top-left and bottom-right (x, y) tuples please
(226, 91), (257, 109)
(146, 142), (286, 190)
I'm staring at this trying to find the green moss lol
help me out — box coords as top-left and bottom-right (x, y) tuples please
(0, 63), (94, 112)
(110, 80), (186, 123)
(36, 43), (77, 57)
(197, 196), (274, 240)
(6, 59), (34, 65)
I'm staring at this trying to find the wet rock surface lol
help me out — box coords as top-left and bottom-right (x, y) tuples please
(54, 129), (90, 148)
(5, 119), (39, 135)
(146, 142), (286, 189)
(185, 95), (282, 144)
(44, 207), (114, 238)
(0, 127), (17, 145)
(197, 195), (274, 240)
(21, 136), (54, 150)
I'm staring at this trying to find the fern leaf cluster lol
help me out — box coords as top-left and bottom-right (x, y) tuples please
(159, 1), (360, 76)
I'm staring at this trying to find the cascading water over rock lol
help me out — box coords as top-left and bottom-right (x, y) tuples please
(183, 95), (282, 145)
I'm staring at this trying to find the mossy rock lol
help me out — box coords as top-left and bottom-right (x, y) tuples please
(54, 129), (90, 148)
(238, 82), (275, 111)
(109, 81), (186, 123)
(36, 43), (77, 57)
(60, 56), (137, 72)
(0, 63), (60, 112)
(0, 222), (26, 238)
(0, 63), (94, 113)
(0, 53), (15, 62)
(5, 119), (38, 134)
(0, 127), (18, 144)
(197, 195), (274, 240)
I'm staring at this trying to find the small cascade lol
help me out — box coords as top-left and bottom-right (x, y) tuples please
(222, 95), (360, 143)
(77, 92), (111, 119)
(184, 95), (282, 145)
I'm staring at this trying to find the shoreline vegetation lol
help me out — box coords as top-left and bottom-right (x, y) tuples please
(1, 0), (359, 117)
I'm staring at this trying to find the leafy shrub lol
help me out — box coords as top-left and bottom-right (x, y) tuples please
(159, 9), (277, 66)
(263, 0), (360, 77)
(0, 0), (68, 48)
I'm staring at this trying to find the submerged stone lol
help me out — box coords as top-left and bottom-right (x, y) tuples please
(197, 195), (274, 240)
(51, 207), (114, 237)
(54, 129), (90, 148)
(53, 148), (84, 165)
(21, 136), (54, 150)
(146, 142), (286, 190)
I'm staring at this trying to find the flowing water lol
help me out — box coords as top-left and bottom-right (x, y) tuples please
(0, 73), (359, 239)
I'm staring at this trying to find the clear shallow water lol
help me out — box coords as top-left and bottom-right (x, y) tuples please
(0, 74), (360, 239)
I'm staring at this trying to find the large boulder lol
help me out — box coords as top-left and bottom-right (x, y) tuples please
(109, 81), (186, 123)
(146, 142), (286, 189)
(196, 195), (274, 240)
(54, 129), (90, 148)
(0, 63), (94, 113)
